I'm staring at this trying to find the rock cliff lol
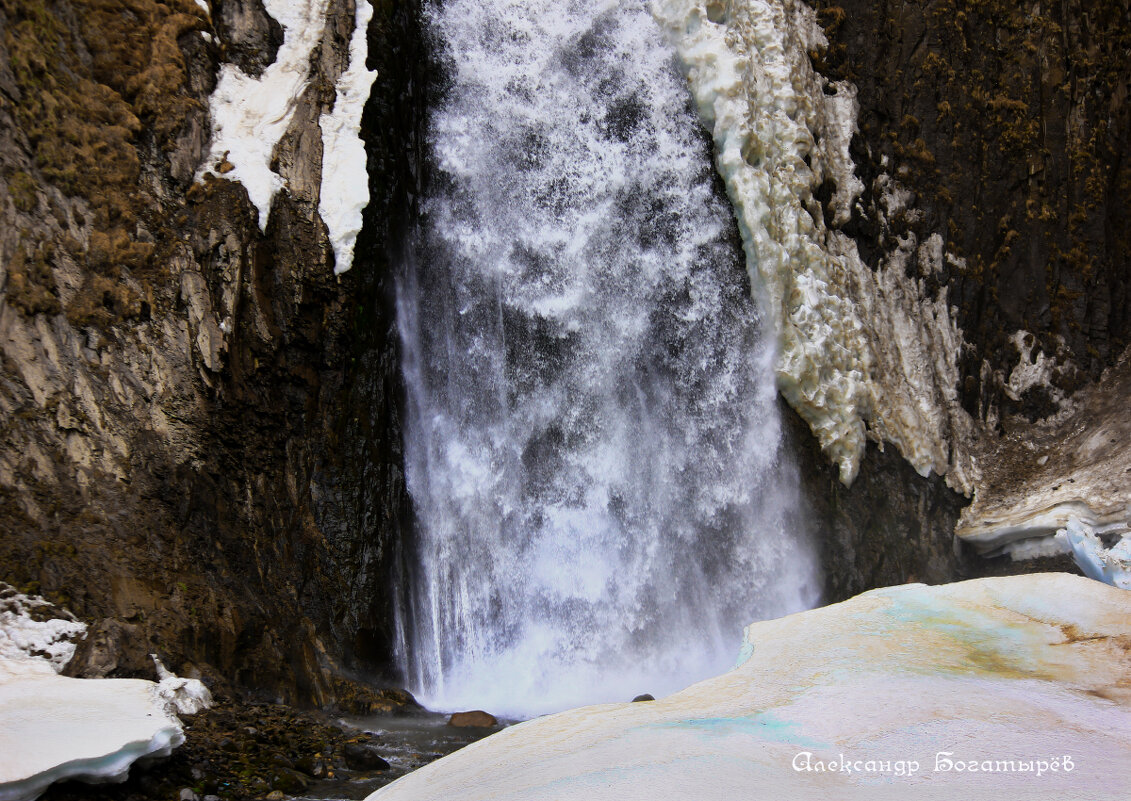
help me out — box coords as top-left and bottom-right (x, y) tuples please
(0, 0), (423, 705)
(807, 0), (1130, 557)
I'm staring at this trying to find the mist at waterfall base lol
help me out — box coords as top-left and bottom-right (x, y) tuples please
(395, 0), (820, 719)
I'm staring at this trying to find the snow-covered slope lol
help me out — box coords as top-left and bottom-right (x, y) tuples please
(367, 573), (1131, 801)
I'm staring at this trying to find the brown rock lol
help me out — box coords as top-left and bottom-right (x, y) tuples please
(447, 710), (498, 728)
(63, 618), (146, 678)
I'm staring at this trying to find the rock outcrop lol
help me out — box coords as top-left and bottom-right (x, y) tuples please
(0, 0), (424, 704)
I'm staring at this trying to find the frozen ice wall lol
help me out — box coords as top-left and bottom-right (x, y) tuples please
(653, 0), (976, 491)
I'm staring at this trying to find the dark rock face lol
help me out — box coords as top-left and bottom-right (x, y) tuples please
(787, 401), (1078, 603)
(808, 0), (1130, 422)
(0, 0), (424, 705)
(212, 0), (283, 77)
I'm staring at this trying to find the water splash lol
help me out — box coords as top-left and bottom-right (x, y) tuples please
(396, 0), (819, 718)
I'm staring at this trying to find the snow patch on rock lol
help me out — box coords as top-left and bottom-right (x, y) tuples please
(198, 0), (333, 230)
(152, 655), (213, 716)
(652, 0), (976, 491)
(0, 584), (86, 672)
(318, 0), (377, 274)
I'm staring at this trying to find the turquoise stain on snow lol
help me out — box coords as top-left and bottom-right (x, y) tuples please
(876, 586), (1047, 677)
(648, 712), (828, 750)
(734, 641), (754, 668)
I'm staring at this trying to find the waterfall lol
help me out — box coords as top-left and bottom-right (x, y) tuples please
(396, 0), (820, 718)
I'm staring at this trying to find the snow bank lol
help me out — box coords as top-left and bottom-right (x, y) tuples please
(0, 589), (210, 801)
(368, 573), (1131, 800)
(0, 660), (184, 801)
(652, 0), (976, 491)
(318, 0), (378, 274)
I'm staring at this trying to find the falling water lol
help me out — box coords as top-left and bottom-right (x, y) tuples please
(396, 0), (820, 718)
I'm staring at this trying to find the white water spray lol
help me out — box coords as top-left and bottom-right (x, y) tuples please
(397, 0), (819, 718)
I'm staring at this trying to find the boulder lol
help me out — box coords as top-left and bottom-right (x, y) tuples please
(343, 742), (390, 771)
(447, 710), (497, 728)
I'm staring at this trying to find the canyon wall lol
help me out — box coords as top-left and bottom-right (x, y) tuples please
(0, 0), (1126, 704)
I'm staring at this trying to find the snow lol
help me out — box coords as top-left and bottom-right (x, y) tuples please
(198, 0), (332, 230)
(367, 574), (1131, 800)
(0, 661), (185, 801)
(0, 590), (210, 801)
(318, 0), (377, 274)
(651, 0), (976, 491)
(199, 0), (377, 271)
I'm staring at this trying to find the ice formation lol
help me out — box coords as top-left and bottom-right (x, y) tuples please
(956, 354), (1131, 554)
(0, 589), (209, 800)
(652, 0), (976, 490)
(199, 0), (331, 230)
(1060, 518), (1131, 591)
(318, 0), (377, 274)
(369, 574), (1131, 801)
